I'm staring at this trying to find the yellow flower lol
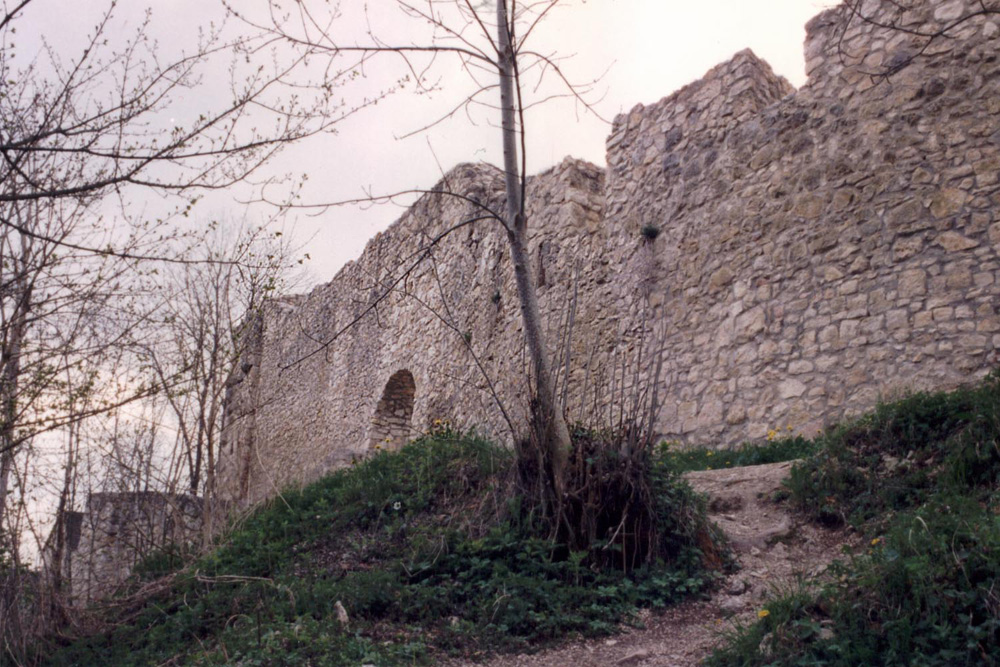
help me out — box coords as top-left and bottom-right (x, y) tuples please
(433, 419), (442, 426)
(374, 444), (382, 450)
(707, 451), (713, 457)
(758, 609), (770, 619)
(871, 537), (881, 546)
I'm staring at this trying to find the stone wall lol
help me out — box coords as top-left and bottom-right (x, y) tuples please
(219, 160), (608, 504)
(46, 493), (204, 604)
(218, 0), (1000, 506)
(602, 0), (1000, 442)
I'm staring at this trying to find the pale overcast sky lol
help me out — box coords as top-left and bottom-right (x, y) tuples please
(22, 0), (832, 288)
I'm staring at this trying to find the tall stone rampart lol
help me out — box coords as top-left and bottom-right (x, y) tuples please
(219, 161), (607, 504)
(219, 0), (1000, 506)
(603, 0), (1000, 442)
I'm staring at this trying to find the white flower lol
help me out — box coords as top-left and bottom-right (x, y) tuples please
(393, 501), (401, 511)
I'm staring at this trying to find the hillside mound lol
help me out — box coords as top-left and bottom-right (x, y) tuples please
(39, 431), (720, 666)
(34, 372), (1000, 666)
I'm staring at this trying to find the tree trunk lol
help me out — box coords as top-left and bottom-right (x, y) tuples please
(495, 0), (572, 498)
(0, 282), (30, 544)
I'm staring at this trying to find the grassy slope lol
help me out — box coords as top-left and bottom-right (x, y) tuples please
(38, 373), (1000, 666)
(41, 430), (716, 666)
(662, 435), (817, 474)
(708, 371), (1000, 666)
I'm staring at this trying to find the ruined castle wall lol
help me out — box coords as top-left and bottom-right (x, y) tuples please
(219, 0), (1000, 506)
(218, 161), (607, 504)
(63, 493), (203, 603)
(604, 0), (1000, 443)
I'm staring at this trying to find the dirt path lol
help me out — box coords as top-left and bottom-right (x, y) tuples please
(448, 461), (853, 667)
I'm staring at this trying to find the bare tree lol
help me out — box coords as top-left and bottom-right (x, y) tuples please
(493, 0), (574, 497)
(0, 0), (347, 647)
(0, 0), (357, 541)
(0, 192), (134, 546)
(134, 219), (297, 537)
(0, 0), (343, 212)
(1, 302), (135, 649)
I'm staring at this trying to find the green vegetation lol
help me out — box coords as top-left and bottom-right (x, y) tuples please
(662, 435), (817, 474)
(709, 371), (1000, 666)
(40, 374), (1000, 666)
(784, 375), (1000, 528)
(41, 429), (719, 666)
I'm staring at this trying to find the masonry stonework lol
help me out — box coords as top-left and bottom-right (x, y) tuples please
(219, 0), (1000, 506)
(45, 493), (203, 604)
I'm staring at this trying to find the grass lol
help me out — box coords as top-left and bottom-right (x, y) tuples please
(784, 373), (1000, 528)
(38, 429), (719, 666)
(707, 370), (1000, 666)
(38, 373), (1000, 666)
(662, 435), (817, 473)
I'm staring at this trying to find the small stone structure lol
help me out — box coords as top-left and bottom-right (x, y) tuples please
(44, 492), (203, 604)
(219, 0), (1000, 506)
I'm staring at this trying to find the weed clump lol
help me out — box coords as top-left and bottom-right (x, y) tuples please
(513, 425), (724, 575)
(640, 224), (661, 241)
(785, 371), (1000, 528)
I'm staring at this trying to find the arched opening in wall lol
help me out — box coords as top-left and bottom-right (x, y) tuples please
(369, 370), (416, 450)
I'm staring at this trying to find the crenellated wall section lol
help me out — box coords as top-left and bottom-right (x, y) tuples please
(601, 0), (1000, 442)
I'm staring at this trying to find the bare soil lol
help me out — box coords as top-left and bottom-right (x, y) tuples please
(445, 460), (855, 667)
